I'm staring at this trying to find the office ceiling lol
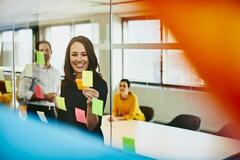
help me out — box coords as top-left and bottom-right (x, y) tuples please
(0, 0), (150, 30)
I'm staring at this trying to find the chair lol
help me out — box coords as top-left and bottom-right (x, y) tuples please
(216, 123), (240, 140)
(139, 106), (154, 122)
(167, 114), (201, 131)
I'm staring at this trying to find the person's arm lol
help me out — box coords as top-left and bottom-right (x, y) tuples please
(43, 93), (57, 102)
(109, 94), (125, 122)
(43, 71), (61, 103)
(18, 77), (56, 102)
(41, 69), (61, 103)
(18, 67), (34, 101)
(112, 94), (118, 116)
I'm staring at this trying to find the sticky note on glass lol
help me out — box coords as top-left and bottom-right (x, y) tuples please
(0, 70), (4, 81)
(122, 137), (135, 153)
(36, 51), (45, 65)
(76, 79), (86, 90)
(24, 64), (33, 77)
(92, 98), (103, 116)
(56, 96), (67, 111)
(75, 108), (87, 124)
(82, 71), (93, 87)
(34, 85), (44, 99)
(5, 81), (12, 93)
(37, 111), (48, 123)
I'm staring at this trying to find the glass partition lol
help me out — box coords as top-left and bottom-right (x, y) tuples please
(0, 0), (238, 159)
(1, 0), (113, 156)
(0, 29), (14, 109)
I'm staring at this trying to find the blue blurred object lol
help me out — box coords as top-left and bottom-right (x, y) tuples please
(0, 104), (153, 160)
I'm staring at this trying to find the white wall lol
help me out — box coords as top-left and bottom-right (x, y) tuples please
(130, 84), (231, 132)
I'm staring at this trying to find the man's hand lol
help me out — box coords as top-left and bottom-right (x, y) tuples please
(44, 93), (57, 102)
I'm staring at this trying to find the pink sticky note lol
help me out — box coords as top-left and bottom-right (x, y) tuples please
(75, 108), (87, 124)
(34, 85), (44, 99)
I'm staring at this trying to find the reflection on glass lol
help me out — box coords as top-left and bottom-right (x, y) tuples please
(0, 31), (13, 108)
(123, 49), (161, 83)
(74, 23), (99, 44)
(45, 25), (71, 75)
(163, 26), (178, 43)
(123, 19), (160, 43)
(1, 31), (13, 67)
(163, 50), (204, 86)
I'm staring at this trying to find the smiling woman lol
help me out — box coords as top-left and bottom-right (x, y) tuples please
(58, 36), (108, 139)
(69, 42), (89, 77)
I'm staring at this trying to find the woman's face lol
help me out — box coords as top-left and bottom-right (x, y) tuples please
(119, 81), (129, 95)
(70, 42), (89, 75)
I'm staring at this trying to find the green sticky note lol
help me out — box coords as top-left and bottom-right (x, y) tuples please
(122, 137), (135, 153)
(36, 51), (45, 65)
(56, 96), (67, 111)
(0, 70), (4, 81)
(82, 71), (93, 87)
(92, 98), (103, 116)
(5, 81), (12, 93)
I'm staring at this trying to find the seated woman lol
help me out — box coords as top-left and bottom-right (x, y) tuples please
(110, 79), (145, 121)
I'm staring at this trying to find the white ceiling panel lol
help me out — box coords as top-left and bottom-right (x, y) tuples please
(0, 0), (150, 30)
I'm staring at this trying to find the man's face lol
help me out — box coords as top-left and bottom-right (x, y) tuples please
(38, 43), (52, 64)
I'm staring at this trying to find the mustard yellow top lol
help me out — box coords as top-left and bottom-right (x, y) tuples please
(112, 92), (145, 121)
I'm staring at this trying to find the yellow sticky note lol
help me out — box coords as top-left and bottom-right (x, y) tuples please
(82, 71), (93, 87)
(0, 70), (4, 81)
(36, 51), (45, 65)
(92, 98), (103, 116)
(5, 81), (12, 93)
(56, 96), (67, 111)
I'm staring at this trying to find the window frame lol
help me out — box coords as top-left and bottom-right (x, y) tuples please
(121, 16), (205, 90)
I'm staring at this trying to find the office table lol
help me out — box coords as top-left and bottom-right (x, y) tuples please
(101, 116), (240, 159)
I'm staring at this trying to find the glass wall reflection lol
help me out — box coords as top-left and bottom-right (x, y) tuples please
(0, 0), (239, 159)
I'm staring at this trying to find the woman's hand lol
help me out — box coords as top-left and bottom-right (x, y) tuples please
(82, 88), (99, 104)
(108, 116), (125, 122)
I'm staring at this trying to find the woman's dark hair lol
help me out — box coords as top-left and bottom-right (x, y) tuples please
(120, 79), (130, 88)
(64, 35), (101, 82)
(36, 40), (52, 51)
